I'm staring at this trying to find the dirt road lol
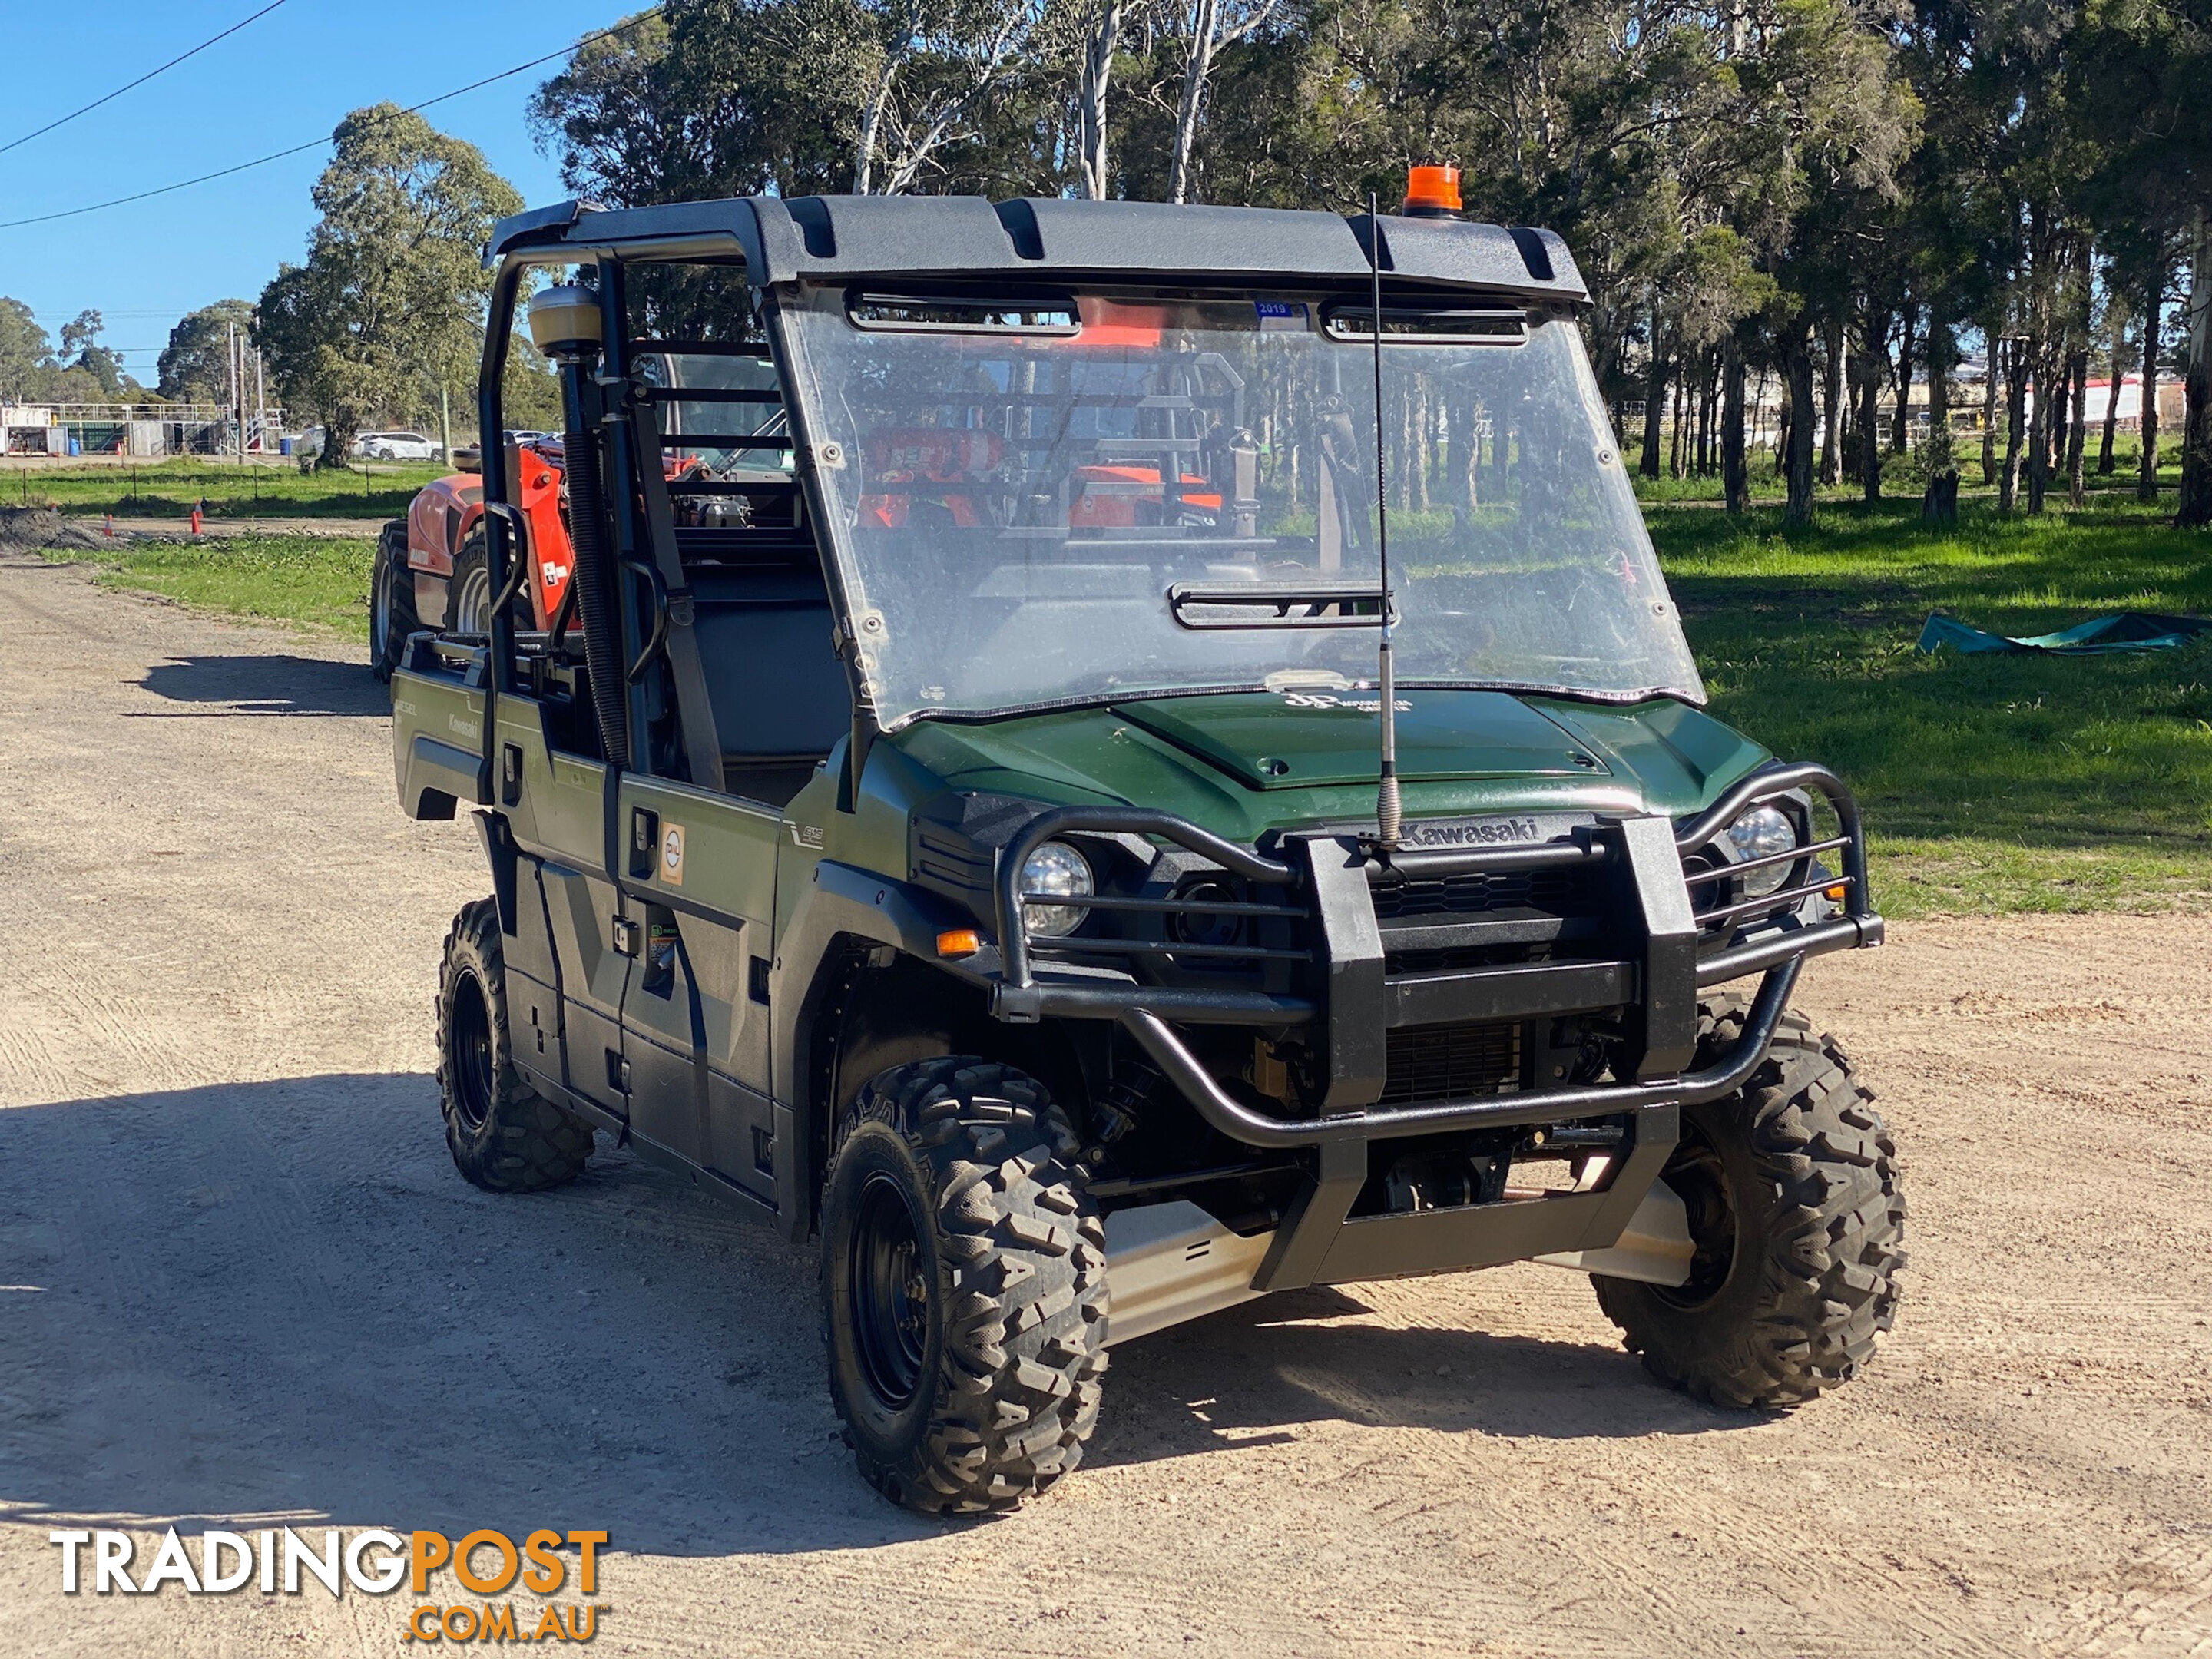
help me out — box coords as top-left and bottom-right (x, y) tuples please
(0, 551), (2206, 1657)
(65, 515), (392, 539)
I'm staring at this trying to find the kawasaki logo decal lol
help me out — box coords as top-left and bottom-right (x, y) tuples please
(1396, 813), (1592, 849)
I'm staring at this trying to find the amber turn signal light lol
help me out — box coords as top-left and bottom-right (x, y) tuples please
(1826, 885), (1849, 902)
(936, 929), (982, 958)
(1404, 164), (1462, 216)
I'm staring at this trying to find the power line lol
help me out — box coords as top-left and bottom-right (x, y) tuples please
(0, 12), (655, 233)
(30, 310), (202, 319)
(0, 1), (294, 158)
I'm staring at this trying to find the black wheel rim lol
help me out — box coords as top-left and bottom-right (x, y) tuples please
(1655, 1128), (1737, 1309)
(849, 1171), (929, 1409)
(447, 970), (495, 1134)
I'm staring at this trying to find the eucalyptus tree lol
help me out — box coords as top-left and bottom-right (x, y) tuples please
(0, 299), (55, 405)
(256, 106), (521, 465)
(2074, 0), (2211, 518)
(1162, 0), (1286, 202)
(157, 300), (257, 406)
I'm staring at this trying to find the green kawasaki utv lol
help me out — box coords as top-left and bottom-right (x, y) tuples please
(391, 189), (1904, 1514)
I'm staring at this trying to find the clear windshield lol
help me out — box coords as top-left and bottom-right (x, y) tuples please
(775, 287), (1701, 727)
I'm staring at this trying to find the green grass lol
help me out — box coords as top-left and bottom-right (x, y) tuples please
(41, 535), (376, 637)
(3, 457), (445, 519)
(1651, 495), (2212, 917)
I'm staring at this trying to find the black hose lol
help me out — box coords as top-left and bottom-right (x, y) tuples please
(558, 362), (628, 768)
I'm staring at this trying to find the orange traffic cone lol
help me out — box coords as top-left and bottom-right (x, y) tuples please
(190, 505), (203, 537)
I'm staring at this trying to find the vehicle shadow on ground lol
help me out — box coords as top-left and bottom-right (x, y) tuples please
(0, 1075), (1743, 1561)
(1093, 1291), (1743, 1470)
(134, 654), (386, 718)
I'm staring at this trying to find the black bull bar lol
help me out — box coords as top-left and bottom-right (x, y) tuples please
(985, 764), (1883, 1290)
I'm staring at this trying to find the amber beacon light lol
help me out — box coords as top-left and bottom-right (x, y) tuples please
(1402, 164), (1462, 218)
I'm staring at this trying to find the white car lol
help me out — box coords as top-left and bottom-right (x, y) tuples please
(352, 431), (443, 462)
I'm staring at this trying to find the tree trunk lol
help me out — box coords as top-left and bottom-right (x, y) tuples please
(1449, 393), (1475, 512)
(2066, 344), (2089, 507)
(2098, 305), (2130, 475)
(2026, 342), (2051, 515)
(1926, 306), (1953, 475)
(1840, 346), (1860, 485)
(1668, 368), (1687, 478)
(1723, 330), (1748, 515)
(1857, 330), (1884, 502)
(1921, 470), (1959, 527)
(1700, 351), (1718, 475)
(1753, 366), (1774, 472)
(1077, 0), (1124, 200)
(2181, 207), (2212, 528)
(1892, 305), (1915, 457)
(1698, 351), (1716, 473)
(2000, 339), (2027, 515)
(319, 411), (363, 472)
(1819, 316), (1845, 485)
(2142, 257), (2165, 502)
(1639, 316), (1668, 478)
(1980, 343), (2000, 485)
(853, 45), (902, 196)
(1167, 0), (1220, 206)
(1786, 325), (1817, 525)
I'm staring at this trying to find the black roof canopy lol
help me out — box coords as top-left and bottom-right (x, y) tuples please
(488, 194), (1589, 306)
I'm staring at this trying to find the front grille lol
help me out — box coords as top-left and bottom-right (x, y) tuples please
(1370, 867), (1588, 920)
(1379, 1021), (1522, 1105)
(1385, 942), (1555, 975)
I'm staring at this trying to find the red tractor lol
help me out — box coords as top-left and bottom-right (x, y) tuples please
(370, 436), (575, 682)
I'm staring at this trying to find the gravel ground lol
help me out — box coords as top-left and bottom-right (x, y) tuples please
(0, 506), (387, 550)
(0, 551), (2206, 1657)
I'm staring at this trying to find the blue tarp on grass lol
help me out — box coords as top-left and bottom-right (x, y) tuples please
(1917, 611), (2212, 655)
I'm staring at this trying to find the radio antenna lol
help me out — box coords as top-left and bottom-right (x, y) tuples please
(1366, 190), (1401, 853)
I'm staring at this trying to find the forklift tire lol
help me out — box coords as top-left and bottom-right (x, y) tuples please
(1593, 998), (1905, 1409)
(436, 898), (594, 1193)
(447, 530), (535, 637)
(445, 532), (495, 636)
(370, 522), (416, 683)
(821, 1057), (1108, 1515)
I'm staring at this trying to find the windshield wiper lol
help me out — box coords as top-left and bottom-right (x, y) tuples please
(1167, 581), (1392, 631)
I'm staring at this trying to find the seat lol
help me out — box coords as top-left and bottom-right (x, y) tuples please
(688, 565), (852, 806)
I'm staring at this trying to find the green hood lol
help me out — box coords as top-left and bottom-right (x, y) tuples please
(886, 689), (1770, 844)
(1114, 690), (1598, 789)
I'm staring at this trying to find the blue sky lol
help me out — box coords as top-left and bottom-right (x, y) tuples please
(0, 0), (624, 382)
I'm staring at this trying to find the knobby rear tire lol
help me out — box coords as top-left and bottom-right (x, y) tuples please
(435, 897), (593, 1194)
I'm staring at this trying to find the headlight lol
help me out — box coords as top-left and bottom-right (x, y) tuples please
(1019, 841), (1094, 937)
(1727, 806), (1798, 897)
